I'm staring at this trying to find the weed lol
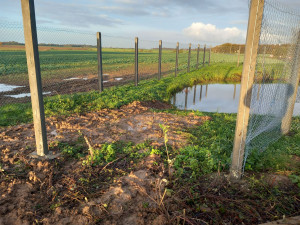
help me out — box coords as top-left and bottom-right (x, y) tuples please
(174, 145), (215, 179)
(289, 174), (300, 188)
(159, 124), (174, 177)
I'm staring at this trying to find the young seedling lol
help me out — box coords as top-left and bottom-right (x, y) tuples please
(159, 124), (173, 177)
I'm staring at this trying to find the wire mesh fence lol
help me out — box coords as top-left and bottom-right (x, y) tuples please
(243, 0), (300, 170)
(0, 21), (245, 108)
(0, 7), (248, 130)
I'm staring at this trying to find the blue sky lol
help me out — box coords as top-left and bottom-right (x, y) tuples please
(1, 0), (300, 46)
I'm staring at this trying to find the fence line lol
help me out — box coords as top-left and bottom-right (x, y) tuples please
(1, 16), (245, 157)
(0, 31), (245, 108)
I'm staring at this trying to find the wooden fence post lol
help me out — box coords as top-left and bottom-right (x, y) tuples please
(175, 42), (179, 77)
(196, 44), (200, 69)
(230, 0), (264, 180)
(21, 0), (48, 156)
(158, 40), (162, 80)
(281, 31), (300, 134)
(187, 43), (191, 72)
(135, 37), (138, 86)
(203, 44), (206, 66)
(237, 46), (241, 67)
(97, 32), (103, 92)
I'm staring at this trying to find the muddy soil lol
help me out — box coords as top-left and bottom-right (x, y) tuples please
(0, 101), (299, 225)
(0, 101), (208, 225)
(0, 67), (173, 106)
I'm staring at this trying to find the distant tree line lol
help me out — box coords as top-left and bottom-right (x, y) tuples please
(1, 41), (25, 46)
(212, 43), (291, 58)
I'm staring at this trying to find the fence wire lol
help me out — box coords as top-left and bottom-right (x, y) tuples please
(0, 21), (244, 109)
(243, 0), (300, 170)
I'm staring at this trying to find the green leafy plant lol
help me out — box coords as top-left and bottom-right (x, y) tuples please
(174, 145), (215, 179)
(82, 142), (119, 166)
(289, 174), (300, 188)
(60, 143), (85, 159)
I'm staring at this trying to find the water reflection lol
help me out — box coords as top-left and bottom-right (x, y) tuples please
(172, 83), (300, 116)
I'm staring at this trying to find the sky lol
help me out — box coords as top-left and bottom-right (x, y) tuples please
(1, 0), (300, 47)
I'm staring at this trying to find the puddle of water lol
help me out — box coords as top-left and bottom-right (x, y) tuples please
(63, 77), (81, 81)
(103, 74), (109, 76)
(172, 84), (300, 116)
(5, 92), (52, 98)
(103, 81), (109, 83)
(64, 77), (88, 81)
(115, 78), (123, 81)
(0, 83), (24, 93)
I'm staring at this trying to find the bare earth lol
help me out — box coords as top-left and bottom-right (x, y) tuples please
(0, 101), (209, 225)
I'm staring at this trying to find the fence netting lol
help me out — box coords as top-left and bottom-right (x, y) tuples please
(0, 20), (244, 106)
(243, 0), (300, 170)
(0, 3), (245, 128)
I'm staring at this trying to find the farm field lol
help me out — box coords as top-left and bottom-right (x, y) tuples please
(0, 45), (208, 83)
(0, 45), (247, 106)
(0, 45), (283, 86)
(1, 44), (284, 107)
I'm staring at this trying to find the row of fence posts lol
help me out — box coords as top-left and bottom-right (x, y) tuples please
(21, 0), (216, 157)
(96, 32), (245, 91)
(96, 32), (213, 91)
(20, 0), (243, 159)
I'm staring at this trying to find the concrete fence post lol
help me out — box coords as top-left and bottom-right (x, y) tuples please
(158, 40), (162, 80)
(230, 0), (265, 180)
(21, 0), (48, 156)
(97, 32), (103, 92)
(135, 37), (138, 86)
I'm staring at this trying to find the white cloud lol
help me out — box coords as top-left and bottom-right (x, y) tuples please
(183, 22), (246, 44)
